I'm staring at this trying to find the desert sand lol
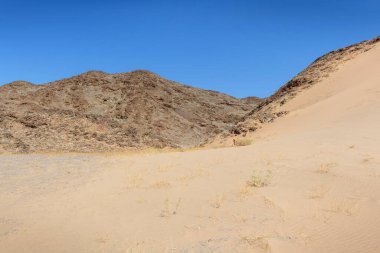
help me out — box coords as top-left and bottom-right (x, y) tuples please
(1, 44), (380, 252)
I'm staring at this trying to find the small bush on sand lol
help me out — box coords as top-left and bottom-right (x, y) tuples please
(234, 139), (253, 146)
(247, 170), (272, 188)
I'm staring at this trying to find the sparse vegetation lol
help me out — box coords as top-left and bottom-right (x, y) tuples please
(233, 138), (253, 146)
(240, 235), (271, 252)
(317, 163), (335, 174)
(160, 198), (182, 217)
(237, 184), (253, 200)
(247, 170), (272, 188)
(323, 198), (359, 216)
(210, 193), (225, 208)
(150, 180), (171, 189)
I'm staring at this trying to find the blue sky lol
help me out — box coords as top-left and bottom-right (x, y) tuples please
(1, 0), (379, 98)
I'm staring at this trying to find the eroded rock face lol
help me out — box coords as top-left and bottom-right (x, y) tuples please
(0, 70), (260, 153)
(233, 36), (380, 135)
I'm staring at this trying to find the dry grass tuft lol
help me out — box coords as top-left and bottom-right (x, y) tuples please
(150, 180), (171, 189)
(210, 193), (226, 209)
(237, 184), (253, 200)
(233, 138), (253, 147)
(240, 235), (271, 252)
(317, 163), (336, 174)
(247, 170), (272, 188)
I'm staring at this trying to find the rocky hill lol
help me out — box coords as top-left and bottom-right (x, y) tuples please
(0, 70), (259, 152)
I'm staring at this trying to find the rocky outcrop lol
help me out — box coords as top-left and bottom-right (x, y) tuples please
(0, 70), (259, 152)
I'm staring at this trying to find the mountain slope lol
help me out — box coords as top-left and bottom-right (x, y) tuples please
(0, 70), (258, 152)
(233, 35), (380, 134)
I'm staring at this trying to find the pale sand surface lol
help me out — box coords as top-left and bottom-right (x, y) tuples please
(1, 45), (380, 253)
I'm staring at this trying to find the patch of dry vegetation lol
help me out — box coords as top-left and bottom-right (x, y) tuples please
(322, 198), (359, 216)
(247, 170), (272, 188)
(210, 193), (226, 209)
(150, 180), (171, 189)
(240, 235), (271, 252)
(233, 138), (253, 146)
(317, 163), (336, 174)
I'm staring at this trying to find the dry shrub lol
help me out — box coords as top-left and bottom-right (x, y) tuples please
(234, 139), (253, 146)
(247, 170), (272, 188)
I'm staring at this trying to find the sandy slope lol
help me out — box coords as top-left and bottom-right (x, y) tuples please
(1, 45), (380, 252)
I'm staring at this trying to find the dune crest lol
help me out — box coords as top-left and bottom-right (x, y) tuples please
(233, 35), (380, 135)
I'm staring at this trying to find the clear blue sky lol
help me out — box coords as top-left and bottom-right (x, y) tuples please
(1, 0), (379, 98)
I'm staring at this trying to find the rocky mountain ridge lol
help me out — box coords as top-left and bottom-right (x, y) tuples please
(0, 70), (259, 152)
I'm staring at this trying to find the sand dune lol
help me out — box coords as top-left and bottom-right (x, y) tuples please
(1, 44), (380, 252)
